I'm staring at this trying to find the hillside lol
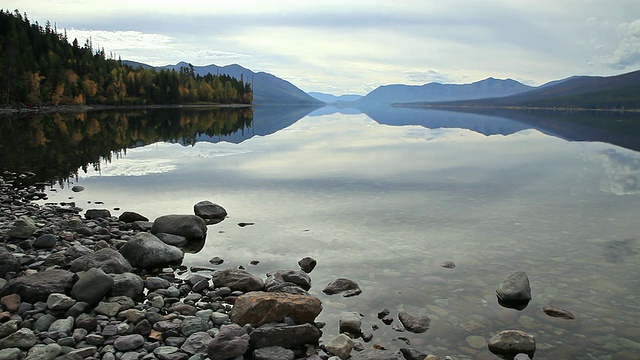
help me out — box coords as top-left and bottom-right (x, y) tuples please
(357, 77), (534, 104)
(162, 62), (323, 105)
(399, 70), (640, 110)
(0, 10), (250, 107)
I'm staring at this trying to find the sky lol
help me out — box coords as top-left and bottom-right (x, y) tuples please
(9, 0), (640, 95)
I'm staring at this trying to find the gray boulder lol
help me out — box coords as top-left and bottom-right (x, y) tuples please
(193, 200), (227, 223)
(398, 311), (430, 333)
(488, 330), (536, 359)
(207, 324), (249, 360)
(265, 270), (311, 291)
(0, 328), (37, 349)
(181, 332), (213, 355)
(85, 209), (111, 220)
(7, 215), (36, 239)
(118, 211), (149, 223)
(0, 269), (75, 303)
(70, 248), (133, 274)
(212, 268), (264, 293)
(119, 232), (183, 269)
(249, 323), (320, 349)
(108, 272), (144, 301)
(25, 343), (62, 359)
(71, 268), (114, 305)
(322, 278), (362, 297)
(113, 334), (145, 352)
(496, 271), (532, 309)
(151, 214), (207, 240)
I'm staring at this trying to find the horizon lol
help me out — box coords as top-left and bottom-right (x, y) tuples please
(9, 1), (640, 95)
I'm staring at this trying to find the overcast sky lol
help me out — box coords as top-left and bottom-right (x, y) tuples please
(10, 0), (640, 94)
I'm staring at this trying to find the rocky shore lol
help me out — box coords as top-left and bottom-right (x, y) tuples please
(1, 171), (544, 360)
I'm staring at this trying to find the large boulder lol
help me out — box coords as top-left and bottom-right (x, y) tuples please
(230, 291), (322, 327)
(119, 232), (183, 269)
(249, 323), (320, 349)
(212, 268), (264, 293)
(71, 268), (114, 305)
(0, 269), (75, 303)
(7, 216), (36, 239)
(496, 271), (532, 310)
(488, 330), (536, 360)
(193, 201), (227, 223)
(69, 248), (133, 274)
(207, 324), (249, 360)
(151, 214), (207, 241)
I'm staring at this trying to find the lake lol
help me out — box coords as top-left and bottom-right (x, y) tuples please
(1, 105), (639, 359)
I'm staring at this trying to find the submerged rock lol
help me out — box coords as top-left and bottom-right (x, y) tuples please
(151, 214), (207, 240)
(496, 271), (531, 310)
(322, 278), (362, 297)
(488, 330), (536, 360)
(398, 311), (430, 333)
(542, 305), (575, 319)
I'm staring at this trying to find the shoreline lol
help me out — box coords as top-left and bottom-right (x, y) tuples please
(0, 103), (252, 116)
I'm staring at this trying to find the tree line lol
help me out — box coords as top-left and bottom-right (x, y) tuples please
(0, 9), (252, 107)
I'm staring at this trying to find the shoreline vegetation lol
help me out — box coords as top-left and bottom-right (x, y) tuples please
(393, 104), (640, 113)
(0, 103), (252, 116)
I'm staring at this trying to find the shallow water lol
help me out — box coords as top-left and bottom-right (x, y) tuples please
(34, 109), (640, 359)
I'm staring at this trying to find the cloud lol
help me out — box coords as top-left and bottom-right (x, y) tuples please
(597, 148), (640, 195)
(66, 29), (173, 50)
(605, 19), (640, 69)
(403, 69), (454, 84)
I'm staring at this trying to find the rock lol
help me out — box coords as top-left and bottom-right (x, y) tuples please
(180, 316), (208, 337)
(69, 248), (133, 274)
(231, 291), (322, 327)
(180, 331), (213, 355)
(24, 343), (62, 360)
(71, 267), (114, 305)
(8, 215), (36, 239)
(193, 201), (227, 222)
(265, 270), (311, 291)
(33, 234), (58, 249)
(85, 209), (111, 220)
(209, 256), (224, 265)
(113, 334), (145, 351)
(151, 214), (207, 240)
(249, 323), (320, 349)
(298, 257), (317, 273)
(488, 330), (536, 359)
(253, 346), (295, 360)
(65, 244), (93, 260)
(0, 293), (21, 312)
(211, 268), (264, 293)
(93, 301), (121, 317)
(74, 313), (97, 331)
(440, 260), (456, 268)
(351, 349), (405, 360)
(0, 328), (37, 349)
(0, 348), (22, 360)
(322, 278), (362, 297)
(119, 211), (149, 223)
(399, 348), (428, 360)
(48, 316), (75, 336)
(0, 320), (19, 338)
(339, 312), (362, 334)
(496, 271), (532, 310)
(71, 185), (85, 192)
(46, 293), (76, 311)
(108, 272), (145, 301)
(156, 233), (188, 247)
(119, 232), (184, 269)
(145, 276), (172, 290)
(207, 324), (249, 360)
(466, 335), (487, 349)
(325, 334), (354, 360)
(542, 305), (575, 319)
(0, 251), (19, 278)
(0, 269), (75, 303)
(398, 312), (430, 333)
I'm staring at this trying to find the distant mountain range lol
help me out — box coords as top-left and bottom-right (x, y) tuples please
(396, 70), (640, 110)
(123, 61), (322, 105)
(354, 78), (535, 104)
(308, 92), (363, 103)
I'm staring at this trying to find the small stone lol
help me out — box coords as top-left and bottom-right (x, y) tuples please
(398, 312), (430, 333)
(0, 294), (21, 312)
(339, 312), (363, 334)
(440, 260), (456, 268)
(114, 334), (145, 351)
(325, 334), (354, 360)
(209, 256), (224, 265)
(322, 278), (362, 297)
(34, 234), (58, 249)
(46, 293), (76, 311)
(488, 330), (536, 359)
(542, 305), (575, 320)
(71, 185), (85, 192)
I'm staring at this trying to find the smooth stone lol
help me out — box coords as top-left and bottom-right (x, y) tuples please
(109, 272), (145, 301)
(119, 232), (184, 269)
(85, 209), (111, 220)
(119, 211), (149, 223)
(496, 271), (532, 309)
(211, 268), (264, 293)
(33, 234), (58, 249)
(193, 201), (227, 222)
(152, 214), (207, 240)
(398, 311), (430, 333)
(8, 215), (36, 239)
(230, 291), (322, 327)
(325, 334), (354, 360)
(0, 328), (37, 349)
(180, 332), (213, 355)
(207, 324), (249, 360)
(339, 312), (362, 334)
(113, 334), (145, 351)
(322, 278), (362, 297)
(24, 343), (61, 360)
(0, 269), (75, 303)
(46, 293), (76, 311)
(71, 267), (114, 305)
(488, 330), (536, 359)
(69, 248), (133, 274)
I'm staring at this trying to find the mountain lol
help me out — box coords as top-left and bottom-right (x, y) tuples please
(357, 78), (534, 104)
(162, 62), (323, 105)
(308, 92), (363, 103)
(401, 69), (640, 110)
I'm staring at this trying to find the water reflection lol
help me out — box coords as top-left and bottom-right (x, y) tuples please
(25, 109), (640, 359)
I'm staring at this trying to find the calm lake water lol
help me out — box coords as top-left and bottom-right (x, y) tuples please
(2, 106), (639, 359)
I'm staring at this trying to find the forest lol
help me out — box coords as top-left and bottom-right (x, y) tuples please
(0, 9), (253, 107)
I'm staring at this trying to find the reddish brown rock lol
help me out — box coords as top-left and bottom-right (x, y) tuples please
(230, 291), (322, 327)
(0, 294), (21, 312)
